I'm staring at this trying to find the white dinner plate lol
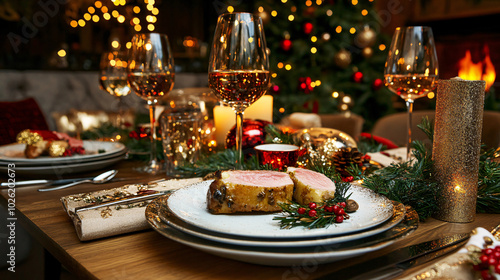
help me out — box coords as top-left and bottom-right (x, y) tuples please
(0, 151), (126, 176)
(167, 181), (394, 239)
(0, 141), (126, 165)
(147, 197), (418, 266)
(159, 194), (405, 247)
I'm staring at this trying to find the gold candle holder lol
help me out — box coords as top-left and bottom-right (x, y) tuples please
(432, 78), (486, 223)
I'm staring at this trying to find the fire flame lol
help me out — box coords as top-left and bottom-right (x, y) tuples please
(458, 45), (496, 91)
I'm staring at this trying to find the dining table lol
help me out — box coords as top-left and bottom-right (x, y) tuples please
(1, 159), (499, 280)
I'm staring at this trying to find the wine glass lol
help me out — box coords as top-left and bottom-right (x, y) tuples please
(99, 51), (131, 129)
(384, 26), (439, 160)
(208, 13), (270, 168)
(128, 33), (175, 174)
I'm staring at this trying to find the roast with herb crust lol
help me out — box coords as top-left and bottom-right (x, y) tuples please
(286, 167), (336, 205)
(207, 170), (294, 214)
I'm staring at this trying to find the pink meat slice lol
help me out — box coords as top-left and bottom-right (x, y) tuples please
(223, 170), (293, 188)
(288, 167), (336, 191)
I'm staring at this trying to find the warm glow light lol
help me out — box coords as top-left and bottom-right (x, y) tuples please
(336, 26), (342, 33)
(133, 17), (140, 24)
(305, 0), (312, 6)
(311, 47), (317, 53)
(152, 8), (159, 15)
(288, 15), (294, 21)
(95, 1), (102, 8)
(92, 15), (99, 22)
(291, 6), (297, 12)
(271, 10), (277, 17)
(279, 107), (285, 113)
(361, 9), (368, 16)
(458, 47), (496, 91)
(322, 33), (330, 40)
(272, 73), (277, 78)
(277, 62), (284, 68)
(57, 49), (66, 57)
(88, 7), (95, 14)
(285, 64), (292, 70)
(103, 13), (110, 20)
(352, 0), (358, 5)
(349, 27), (356, 34)
(258, 6), (264, 12)
(84, 13), (91, 21)
(316, 0), (322, 4)
(101, 6), (108, 13)
(111, 40), (120, 49)
(112, 10), (119, 17)
(148, 24), (155, 31)
(227, 6), (234, 13)
(326, 9), (333, 16)
(145, 43), (152, 51)
(427, 92), (435, 99)
(133, 6), (141, 13)
(379, 44), (386, 51)
(135, 25), (142, 32)
(126, 42), (132, 49)
(311, 36), (317, 42)
(147, 4), (154, 11)
(78, 19), (85, 27)
(315, 80), (321, 86)
(332, 91), (339, 98)
(119, 0), (126, 5)
(117, 15), (125, 23)
(70, 20), (77, 28)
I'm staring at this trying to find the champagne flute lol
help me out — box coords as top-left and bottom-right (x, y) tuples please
(128, 33), (175, 174)
(99, 51), (131, 129)
(208, 13), (270, 168)
(384, 26), (439, 160)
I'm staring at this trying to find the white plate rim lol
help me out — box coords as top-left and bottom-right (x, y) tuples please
(167, 180), (394, 239)
(160, 196), (405, 247)
(0, 141), (126, 164)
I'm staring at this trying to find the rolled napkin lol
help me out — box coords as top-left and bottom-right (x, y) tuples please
(61, 177), (202, 241)
(402, 227), (500, 280)
(287, 113), (322, 129)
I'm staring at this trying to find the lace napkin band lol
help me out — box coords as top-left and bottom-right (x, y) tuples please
(61, 177), (203, 241)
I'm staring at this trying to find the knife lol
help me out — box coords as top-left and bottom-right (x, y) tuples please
(1, 177), (141, 188)
(317, 232), (470, 280)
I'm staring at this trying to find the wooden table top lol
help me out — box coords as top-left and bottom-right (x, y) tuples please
(1, 160), (499, 280)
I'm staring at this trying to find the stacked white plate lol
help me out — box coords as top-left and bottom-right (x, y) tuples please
(146, 181), (418, 266)
(0, 141), (127, 175)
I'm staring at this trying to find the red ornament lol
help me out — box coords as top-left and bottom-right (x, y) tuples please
(269, 84), (280, 95)
(225, 119), (271, 154)
(352, 71), (363, 83)
(372, 78), (383, 90)
(297, 207), (306, 214)
(298, 77), (314, 94)
(280, 39), (292, 51)
(303, 22), (314, 35)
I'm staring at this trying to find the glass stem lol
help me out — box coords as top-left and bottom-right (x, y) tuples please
(406, 100), (414, 161)
(235, 110), (244, 169)
(148, 100), (158, 166)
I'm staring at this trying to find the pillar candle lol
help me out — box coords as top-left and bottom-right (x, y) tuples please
(432, 77), (486, 223)
(213, 95), (273, 147)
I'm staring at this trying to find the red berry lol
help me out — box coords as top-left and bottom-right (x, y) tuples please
(363, 155), (371, 161)
(308, 209), (317, 217)
(488, 256), (497, 266)
(335, 215), (344, 223)
(297, 208), (306, 215)
(481, 270), (495, 280)
(325, 206), (333, 212)
(337, 208), (346, 215)
(340, 202), (346, 208)
(495, 263), (500, 274)
(308, 202), (317, 209)
(484, 248), (494, 256)
(493, 251), (500, 259)
(480, 254), (489, 264)
(333, 205), (340, 213)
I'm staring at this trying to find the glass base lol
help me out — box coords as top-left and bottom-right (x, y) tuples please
(134, 160), (163, 175)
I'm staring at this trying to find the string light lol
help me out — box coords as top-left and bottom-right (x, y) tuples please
(279, 108), (285, 113)
(361, 9), (368, 16)
(111, 40), (120, 49)
(117, 15), (125, 23)
(349, 27), (356, 34)
(92, 15), (99, 22)
(311, 36), (317, 42)
(285, 64), (292, 70)
(281, 0), (287, 3)
(258, 6), (264, 12)
(332, 91), (339, 98)
(227, 6), (234, 13)
(305, 0), (312, 6)
(379, 44), (386, 51)
(95, 1), (102, 8)
(134, 25), (142, 32)
(84, 13), (91, 21)
(288, 15), (294, 21)
(277, 62), (284, 68)
(148, 24), (155, 31)
(271, 10), (277, 17)
(133, 17), (140, 25)
(352, 0), (358, 5)
(311, 47), (317, 54)
(101, 6), (108, 13)
(88, 7), (95, 14)
(326, 9), (333, 16)
(57, 49), (66, 57)
(152, 8), (159, 15)
(70, 20), (77, 28)
(316, 0), (322, 5)
(336, 26), (342, 33)
(103, 13), (110, 20)
(272, 73), (277, 78)
(126, 42), (132, 49)
(133, 6), (141, 13)
(78, 19), (85, 27)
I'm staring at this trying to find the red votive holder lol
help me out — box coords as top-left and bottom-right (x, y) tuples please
(254, 144), (300, 170)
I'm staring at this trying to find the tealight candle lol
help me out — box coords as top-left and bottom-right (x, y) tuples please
(254, 144), (299, 170)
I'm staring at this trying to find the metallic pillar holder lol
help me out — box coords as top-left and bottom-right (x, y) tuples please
(432, 78), (486, 223)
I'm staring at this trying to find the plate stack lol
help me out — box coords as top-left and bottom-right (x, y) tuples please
(0, 141), (127, 175)
(146, 181), (418, 266)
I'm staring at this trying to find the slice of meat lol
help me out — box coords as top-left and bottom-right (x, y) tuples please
(287, 167), (336, 205)
(207, 170), (294, 214)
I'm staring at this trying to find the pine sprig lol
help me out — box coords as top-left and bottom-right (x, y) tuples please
(176, 149), (260, 177)
(273, 202), (342, 229)
(362, 141), (438, 220)
(264, 124), (296, 144)
(477, 154), (500, 213)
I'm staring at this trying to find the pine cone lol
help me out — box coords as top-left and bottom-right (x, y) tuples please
(332, 147), (363, 176)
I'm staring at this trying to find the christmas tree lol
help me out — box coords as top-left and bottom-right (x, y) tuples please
(254, 0), (396, 129)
